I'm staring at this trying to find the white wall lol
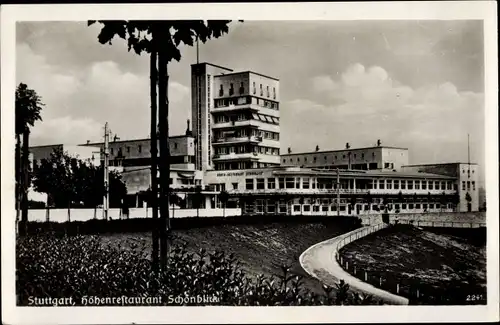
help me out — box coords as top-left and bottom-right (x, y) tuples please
(28, 207), (242, 223)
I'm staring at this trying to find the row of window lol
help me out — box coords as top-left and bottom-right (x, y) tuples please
(214, 129), (280, 142)
(213, 162), (278, 171)
(215, 145), (280, 156)
(462, 181), (476, 191)
(109, 155), (195, 167)
(243, 177), (455, 191)
(283, 151), (378, 164)
(214, 96), (279, 110)
(218, 83), (277, 100)
(213, 112), (280, 125)
(291, 202), (454, 212)
(108, 141), (189, 156)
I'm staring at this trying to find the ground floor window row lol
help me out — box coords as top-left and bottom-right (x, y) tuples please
(244, 176), (456, 191)
(240, 199), (457, 214)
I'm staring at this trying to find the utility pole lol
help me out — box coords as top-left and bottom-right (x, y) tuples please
(103, 122), (110, 221)
(337, 168), (340, 217)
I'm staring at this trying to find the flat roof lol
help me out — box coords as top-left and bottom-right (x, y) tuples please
(214, 70), (279, 81)
(80, 134), (193, 146)
(281, 146), (408, 156)
(191, 62), (233, 72)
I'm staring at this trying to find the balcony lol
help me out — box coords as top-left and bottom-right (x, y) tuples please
(229, 188), (370, 196)
(212, 135), (263, 145)
(212, 120), (280, 133)
(212, 152), (261, 161)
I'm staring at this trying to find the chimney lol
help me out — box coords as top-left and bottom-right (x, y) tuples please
(315, 145), (320, 152)
(377, 139), (382, 147)
(185, 119), (193, 136)
(288, 147), (292, 154)
(345, 142), (350, 149)
(86, 140), (90, 145)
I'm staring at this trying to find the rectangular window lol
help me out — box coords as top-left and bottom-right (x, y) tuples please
(379, 180), (385, 189)
(409, 203), (414, 209)
(295, 177), (300, 189)
(462, 181), (466, 190)
(285, 177), (295, 189)
(447, 181), (452, 190)
(440, 181), (445, 190)
(302, 177), (310, 189)
(402, 203), (407, 209)
(245, 178), (254, 190)
(428, 181), (433, 190)
(364, 204), (370, 211)
(253, 82), (256, 94)
(415, 203), (421, 209)
(273, 87), (276, 99)
(232, 182), (238, 190)
(394, 180), (399, 190)
(322, 205), (329, 212)
(340, 205), (346, 211)
(408, 180), (413, 190)
(260, 84), (263, 95)
(313, 205), (320, 212)
(138, 145), (142, 153)
(472, 181), (476, 190)
(395, 204), (400, 210)
(303, 205), (311, 212)
(434, 181), (439, 190)
(267, 178), (276, 189)
(401, 180), (406, 190)
(386, 180), (392, 189)
(256, 178), (265, 190)
(467, 181), (470, 190)
(279, 177), (285, 189)
(422, 181), (427, 190)
(423, 203), (428, 210)
(429, 203), (434, 209)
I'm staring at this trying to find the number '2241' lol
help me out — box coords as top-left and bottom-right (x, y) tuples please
(466, 294), (484, 301)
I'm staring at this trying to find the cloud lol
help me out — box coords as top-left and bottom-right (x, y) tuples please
(283, 63), (485, 178)
(16, 42), (191, 146)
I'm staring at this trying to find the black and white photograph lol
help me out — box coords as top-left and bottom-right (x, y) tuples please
(1, 2), (498, 324)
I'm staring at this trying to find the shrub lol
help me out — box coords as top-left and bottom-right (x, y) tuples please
(17, 234), (379, 306)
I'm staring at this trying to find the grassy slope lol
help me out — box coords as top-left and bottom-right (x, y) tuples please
(100, 221), (359, 294)
(339, 225), (487, 304)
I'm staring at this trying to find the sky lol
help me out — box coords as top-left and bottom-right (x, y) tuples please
(16, 20), (485, 183)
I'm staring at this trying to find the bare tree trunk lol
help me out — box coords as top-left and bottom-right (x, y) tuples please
(157, 29), (170, 269)
(150, 43), (160, 272)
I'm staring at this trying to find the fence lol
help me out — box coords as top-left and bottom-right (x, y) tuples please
(334, 224), (487, 305)
(394, 219), (486, 228)
(27, 207), (242, 223)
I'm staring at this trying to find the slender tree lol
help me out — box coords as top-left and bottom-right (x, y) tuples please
(15, 83), (44, 235)
(89, 20), (236, 268)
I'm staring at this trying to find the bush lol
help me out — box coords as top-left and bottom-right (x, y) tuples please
(17, 234), (379, 306)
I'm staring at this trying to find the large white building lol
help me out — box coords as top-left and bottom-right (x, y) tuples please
(191, 63), (281, 171)
(28, 62), (481, 214)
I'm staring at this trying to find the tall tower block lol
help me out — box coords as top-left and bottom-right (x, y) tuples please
(191, 63), (233, 171)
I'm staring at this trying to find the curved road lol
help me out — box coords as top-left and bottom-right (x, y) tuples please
(299, 228), (409, 305)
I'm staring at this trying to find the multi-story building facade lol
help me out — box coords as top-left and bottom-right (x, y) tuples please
(191, 63), (280, 172)
(28, 62), (481, 214)
(401, 163), (479, 212)
(281, 141), (409, 171)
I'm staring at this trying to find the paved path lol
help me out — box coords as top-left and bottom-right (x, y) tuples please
(299, 227), (409, 305)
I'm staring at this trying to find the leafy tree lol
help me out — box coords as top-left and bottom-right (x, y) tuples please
(219, 190), (230, 218)
(32, 148), (127, 221)
(16, 83), (44, 234)
(89, 19), (237, 269)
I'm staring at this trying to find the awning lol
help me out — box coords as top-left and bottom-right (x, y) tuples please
(178, 173), (195, 179)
